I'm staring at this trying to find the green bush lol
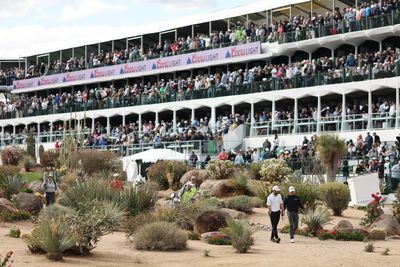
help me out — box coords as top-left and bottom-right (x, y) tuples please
(40, 150), (59, 168)
(0, 147), (25, 166)
(259, 159), (292, 183)
(0, 209), (31, 222)
(124, 183), (158, 216)
(71, 150), (122, 176)
(147, 160), (191, 190)
(22, 155), (35, 172)
(225, 196), (255, 214)
(320, 183), (350, 216)
(135, 222), (187, 251)
(231, 173), (252, 195)
(220, 218), (255, 253)
(205, 160), (235, 180)
(248, 161), (263, 180)
(0, 175), (25, 199)
(22, 218), (78, 261)
(249, 181), (271, 203)
(125, 212), (157, 240)
(0, 165), (20, 181)
(280, 183), (320, 208)
(301, 206), (332, 235)
(8, 227), (21, 238)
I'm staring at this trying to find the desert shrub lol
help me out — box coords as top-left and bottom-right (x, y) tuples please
(201, 197), (224, 209)
(250, 181), (271, 202)
(364, 243), (375, 253)
(125, 212), (157, 240)
(22, 218), (78, 261)
(38, 145), (45, 163)
(0, 165), (20, 181)
(124, 183), (158, 216)
(147, 160), (191, 190)
(220, 218), (255, 253)
(58, 179), (124, 210)
(188, 232), (200, 240)
(317, 229), (368, 241)
(0, 251), (13, 266)
(320, 183), (350, 216)
(259, 159), (292, 183)
(361, 193), (384, 226)
(0, 147), (25, 166)
(393, 190), (400, 224)
(0, 175), (25, 199)
(225, 196), (255, 214)
(280, 183), (320, 208)
(251, 197), (264, 208)
(71, 150), (122, 176)
(231, 173), (252, 195)
(8, 227), (21, 238)
(368, 228), (386, 240)
(135, 222), (187, 251)
(22, 155), (35, 172)
(59, 169), (88, 191)
(40, 150), (59, 168)
(207, 234), (232, 245)
(248, 161), (263, 180)
(382, 248), (390, 256)
(301, 206), (332, 235)
(205, 160), (235, 180)
(0, 209), (31, 222)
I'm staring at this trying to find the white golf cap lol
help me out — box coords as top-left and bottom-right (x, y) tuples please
(289, 186), (295, 192)
(272, 185), (280, 191)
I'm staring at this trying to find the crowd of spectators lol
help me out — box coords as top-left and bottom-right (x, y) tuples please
(2, 0), (400, 86)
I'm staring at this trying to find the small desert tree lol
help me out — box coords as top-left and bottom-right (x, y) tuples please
(316, 134), (347, 182)
(26, 130), (36, 160)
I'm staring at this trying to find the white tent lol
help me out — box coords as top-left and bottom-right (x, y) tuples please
(122, 149), (189, 182)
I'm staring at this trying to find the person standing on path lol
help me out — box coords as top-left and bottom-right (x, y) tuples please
(267, 185), (284, 243)
(41, 173), (57, 206)
(284, 186), (306, 243)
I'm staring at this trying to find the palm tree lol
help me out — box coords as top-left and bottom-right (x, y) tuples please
(316, 134), (347, 182)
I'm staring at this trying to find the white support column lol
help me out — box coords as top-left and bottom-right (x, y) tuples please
(172, 109), (177, 133)
(91, 118), (95, 133)
(250, 102), (255, 136)
(12, 125), (16, 145)
(231, 104), (235, 116)
(355, 46), (358, 57)
(77, 119), (81, 136)
(210, 106), (216, 132)
(271, 100), (276, 130)
(49, 122), (53, 142)
(106, 117), (110, 136)
(368, 90), (372, 129)
(379, 41), (383, 52)
(122, 115), (126, 127)
(155, 112), (159, 127)
(331, 49), (335, 59)
(341, 93), (346, 131)
(138, 113), (142, 136)
(317, 96), (321, 133)
(308, 53), (312, 61)
(294, 98), (298, 133)
(396, 87), (399, 128)
(1, 126), (4, 147)
(191, 109), (195, 123)
(37, 123), (40, 143)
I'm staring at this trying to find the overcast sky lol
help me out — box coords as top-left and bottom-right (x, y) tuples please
(0, 0), (253, 59)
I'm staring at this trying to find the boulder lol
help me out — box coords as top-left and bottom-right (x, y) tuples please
(367, 214), (400, 236)
(200, 231), (231, 244)
(199, 180), (218, 191)
(194, 210), (230, 235)
(29, 181), (44, 194)
(368, 227), (386, 240)
(14, 192), (43, 215)
(157, 189), (174, 199)
(333, 220), (354, 233)
(210, 179), (236, 198)
(0, 198), (16, 213)
(220, 208), (248, 220)
(180, 169), (210, 186)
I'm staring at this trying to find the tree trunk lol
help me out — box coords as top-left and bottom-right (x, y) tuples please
(327, 161), (338, 182)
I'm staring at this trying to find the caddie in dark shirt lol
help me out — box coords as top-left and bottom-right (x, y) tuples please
(284, 186), (305, 243)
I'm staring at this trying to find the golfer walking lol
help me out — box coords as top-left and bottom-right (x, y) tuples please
(267, 185), (284, 243)
(284, 186), (305, 243)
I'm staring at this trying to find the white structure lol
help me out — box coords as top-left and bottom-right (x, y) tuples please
(348, 173), (380, 207)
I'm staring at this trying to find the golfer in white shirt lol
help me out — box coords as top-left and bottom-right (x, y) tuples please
(267, 185), (284, 243)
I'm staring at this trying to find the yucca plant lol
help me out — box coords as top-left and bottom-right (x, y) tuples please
(316, 134), (347, 182)
(0, 175), (25, 199)
(123, 183), (158, 216)
(23, 219), (78, 261)
(231, 173), (251, 195)
(250, 181), (272, 202)
(301, 206), (332, 235)
(220, 218), (255, 253)
(280, 183), (320, 209)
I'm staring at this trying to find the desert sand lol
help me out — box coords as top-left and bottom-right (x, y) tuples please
(0, 208), (399, 267)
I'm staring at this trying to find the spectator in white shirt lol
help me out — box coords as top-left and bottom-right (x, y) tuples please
(267, 185), (284, 243)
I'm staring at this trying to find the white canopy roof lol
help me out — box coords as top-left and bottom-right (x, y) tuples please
(123, 148), (189, 163)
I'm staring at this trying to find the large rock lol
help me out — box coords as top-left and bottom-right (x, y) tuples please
(220, 208), (248, 220)
(368, 227), (386, 240)
(200, 231), (231, 244)
(29, 181), (44, 194)
(333, 220), (354, 233)
(194, 210), (230, 235)
(157, 189), (174, 199)
(180, 169), (210, 186)
(367, 214), (400, 236)
(0, 198), (16, 213)
(199, 180), (218, 191)
(210, 179), (236, 198)
(15, 192), (43, 215)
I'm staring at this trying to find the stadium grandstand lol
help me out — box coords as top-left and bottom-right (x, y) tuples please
(1, 0), (400, 173)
